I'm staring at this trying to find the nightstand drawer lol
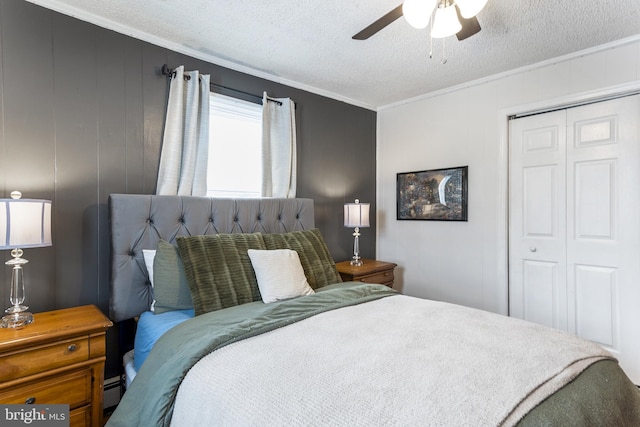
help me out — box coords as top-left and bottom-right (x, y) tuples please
(0, 337), (88, 381)
(336, 259), (398, 289)
(70, 404), (91, 427)
(357, 270), (394, 285)
(0, 368), (92, 407)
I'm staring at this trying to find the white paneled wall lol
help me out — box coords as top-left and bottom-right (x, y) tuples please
(377, 36), (640, 315)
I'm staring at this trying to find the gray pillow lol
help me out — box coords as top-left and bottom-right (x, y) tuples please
(153, 240), (193, 314)
(176, 233), (266, 316)
(262, 228), (342, 290)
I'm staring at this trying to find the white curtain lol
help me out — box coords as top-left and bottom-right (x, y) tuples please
(156, 66), (210, 196)
(261, 92), (297, 198)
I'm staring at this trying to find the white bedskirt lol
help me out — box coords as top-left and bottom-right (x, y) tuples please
(123, 349), (137, 389)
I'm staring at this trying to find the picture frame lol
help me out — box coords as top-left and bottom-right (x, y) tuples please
(397, 166), (468, 221)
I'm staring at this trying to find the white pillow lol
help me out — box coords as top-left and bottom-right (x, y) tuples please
(248, 249), (315, 303)
(142, 250), (156, 286)
(142, 249), (157, 311)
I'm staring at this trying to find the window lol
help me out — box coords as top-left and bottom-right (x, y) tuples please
(206, 93), (262, 197)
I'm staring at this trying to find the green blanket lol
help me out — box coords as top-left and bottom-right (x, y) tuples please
(106, 282), (396, 427)
(516, 358), (640, 426)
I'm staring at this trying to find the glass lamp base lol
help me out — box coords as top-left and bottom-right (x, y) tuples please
(1, 311), (33, 328)
(350, 259), (363, 266)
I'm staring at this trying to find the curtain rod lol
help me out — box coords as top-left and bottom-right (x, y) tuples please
(161, 64), (282, 106)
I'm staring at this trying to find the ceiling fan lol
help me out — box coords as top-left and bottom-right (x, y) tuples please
(352, 0), (487, 41)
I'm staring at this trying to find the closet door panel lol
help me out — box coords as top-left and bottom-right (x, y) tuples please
(566, 95), (640, 383)
(509, 94), (640, 383)
(508, 110), (567, 330)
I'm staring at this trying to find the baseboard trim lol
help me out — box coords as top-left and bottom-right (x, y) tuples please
(104, 375), (123, 410)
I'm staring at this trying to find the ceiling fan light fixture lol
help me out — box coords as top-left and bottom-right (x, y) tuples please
(454, 0), (489, 19)
(402, 0), (437, 29)
(430, 2), (462, 38)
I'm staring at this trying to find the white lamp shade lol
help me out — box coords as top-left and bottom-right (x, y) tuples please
(0, 199), (52, 249)
(344, 201), (370, 228)
(455, 0), (489, 19)
(430, 3), (462, 38)
(402, 0), (437, 29)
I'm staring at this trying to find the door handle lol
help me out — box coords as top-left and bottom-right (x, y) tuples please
(529, 247), (537, 252)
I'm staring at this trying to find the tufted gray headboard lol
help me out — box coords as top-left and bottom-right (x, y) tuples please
(109, 194), (315, 322)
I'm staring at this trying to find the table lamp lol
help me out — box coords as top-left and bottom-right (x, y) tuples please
(0, 191), (52, 328)
(344, 199), (370, 266)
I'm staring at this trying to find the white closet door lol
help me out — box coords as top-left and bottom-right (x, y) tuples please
(509, 94), (640, 384)
(509, 110), (568, 330)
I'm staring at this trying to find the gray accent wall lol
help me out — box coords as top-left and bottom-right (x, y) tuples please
(0, 1), (376, 376)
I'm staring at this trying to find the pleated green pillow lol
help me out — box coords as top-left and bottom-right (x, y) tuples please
(153, 240), (193, 314)
(176, 233), (266, 316)
(262, 228), (342, 290)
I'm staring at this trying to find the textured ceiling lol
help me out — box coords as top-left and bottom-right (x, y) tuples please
(28, 0), (640, 110)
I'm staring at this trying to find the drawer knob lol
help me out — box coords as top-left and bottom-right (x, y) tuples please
(68, 344), (77, 352)
(25, 397), (36, 404)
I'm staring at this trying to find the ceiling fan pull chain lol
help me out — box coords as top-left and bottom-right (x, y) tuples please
(441, 37), (447, 64)
(429, 35), (433, 59)
(428, 14), (434, 59)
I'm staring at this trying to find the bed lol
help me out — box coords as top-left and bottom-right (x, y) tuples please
(106, 194), (640, 427)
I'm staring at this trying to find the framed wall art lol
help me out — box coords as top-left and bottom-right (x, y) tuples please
(397, 166), (468, 221)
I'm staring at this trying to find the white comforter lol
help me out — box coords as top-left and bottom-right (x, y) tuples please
(170, 294), (611, 426)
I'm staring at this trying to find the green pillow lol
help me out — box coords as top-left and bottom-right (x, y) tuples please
(176, 233), (266, 316)
(262, 228), (342, 290)
(153, 240), (193, 314)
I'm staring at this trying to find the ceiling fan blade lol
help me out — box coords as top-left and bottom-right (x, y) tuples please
(352, 4), (403, 40)
(455, 5), (481, 41)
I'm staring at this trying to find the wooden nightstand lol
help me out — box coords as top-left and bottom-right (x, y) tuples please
(0, 305), (112, 427)
(335, 259), (397, 288)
